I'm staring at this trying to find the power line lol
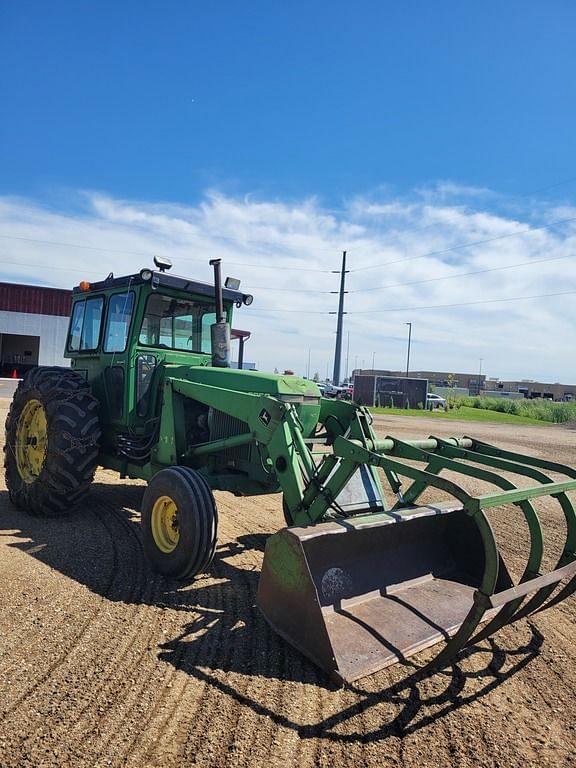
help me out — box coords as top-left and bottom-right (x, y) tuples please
(250, 245), (576, 294)
(0, 234), (153, 256)
(348, 252), (574, 294)
(246, 308), (329, 315)
(2, 210), (576, 288)
(346, 289), (576, 314)
(249, 285), (332, 293)
(348, 215), (576, 273)
(244, 287), (576, 315)
(0, 257), (335, 293)
(1, 251), (570, 300)
(0, 258), (87, 274)
(0, 247), (333, 275)
(1, 249), (574, 301)
(0, 232), (335, 272)
(525, 175), (576, 196)
(2, 211), (576, 279)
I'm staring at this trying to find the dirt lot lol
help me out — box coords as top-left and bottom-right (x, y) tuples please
(1, 405), (575, 767)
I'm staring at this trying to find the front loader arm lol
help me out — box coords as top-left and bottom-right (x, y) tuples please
(158, 377), (314, 512)
(155, 377), (383, 525)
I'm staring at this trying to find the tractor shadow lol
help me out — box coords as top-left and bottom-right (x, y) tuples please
(0, 483), (544, 742)
(171, 626), (544, 743)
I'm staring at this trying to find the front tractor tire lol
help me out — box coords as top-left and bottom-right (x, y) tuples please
(142, 467), (218, 580)
(4, 367), (101, 516)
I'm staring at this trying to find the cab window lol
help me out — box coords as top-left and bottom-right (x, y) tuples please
(68, 296), (104, 352)
(103, 292), (135, 353)
(68, 302), (85, 352)
(139, 294), (217, 353)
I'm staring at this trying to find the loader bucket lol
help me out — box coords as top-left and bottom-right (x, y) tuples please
(257, 435), (576, 683)
(257, 502), (511, 683)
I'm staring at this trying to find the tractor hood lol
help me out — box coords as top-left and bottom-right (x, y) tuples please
(170, 365), (321, 401)
(165, 365), (321, 437)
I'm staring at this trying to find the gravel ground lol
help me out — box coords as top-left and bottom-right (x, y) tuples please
(0, 404), (575, 767)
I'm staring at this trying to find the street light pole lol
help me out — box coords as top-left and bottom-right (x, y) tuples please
(478, 357), (483, 395)
(405, 323), (412, 377)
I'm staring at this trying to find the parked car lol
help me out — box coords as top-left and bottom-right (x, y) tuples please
(426, 393), (446, 409)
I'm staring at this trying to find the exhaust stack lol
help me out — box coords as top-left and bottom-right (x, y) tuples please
(209, 258), (231, 368)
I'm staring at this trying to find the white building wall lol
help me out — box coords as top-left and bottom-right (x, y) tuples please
(0, 310), (70, 367)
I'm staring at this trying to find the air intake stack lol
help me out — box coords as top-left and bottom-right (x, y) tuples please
(209, 258), (231, 368)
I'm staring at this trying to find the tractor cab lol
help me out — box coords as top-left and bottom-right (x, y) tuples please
(65, 258), (253, 431)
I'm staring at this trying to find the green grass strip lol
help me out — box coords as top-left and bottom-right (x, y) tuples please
(370, 405), (545, 426)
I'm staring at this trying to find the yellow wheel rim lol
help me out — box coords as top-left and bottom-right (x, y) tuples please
(151, 495), (180, 553)
(15, 399), (48, 484)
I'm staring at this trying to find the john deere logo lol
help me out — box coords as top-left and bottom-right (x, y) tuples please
(259, 409), (272, 426)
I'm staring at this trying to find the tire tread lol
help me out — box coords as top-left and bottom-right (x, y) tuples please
(4, 366), (101, 517)
(142, 466), (218, 580)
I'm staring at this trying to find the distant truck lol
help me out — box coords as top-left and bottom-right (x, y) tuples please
(323, 384), (352, 400)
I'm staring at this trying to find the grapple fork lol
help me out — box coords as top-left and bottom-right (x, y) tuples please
(258, 429), (576, 683)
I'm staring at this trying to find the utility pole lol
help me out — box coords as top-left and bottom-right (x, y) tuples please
(307, 348), (311, 379)
(405, 322), (412, 377)
(330, 251), (348, 386)
(372, 351), (375, 371)
(478, 357), (483, 395)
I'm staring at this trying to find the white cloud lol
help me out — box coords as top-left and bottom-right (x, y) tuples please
(420, 181), (495, 199)
(0, 188), (575, 382)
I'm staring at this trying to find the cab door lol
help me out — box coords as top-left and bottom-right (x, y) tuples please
(100, 290), (136, 424)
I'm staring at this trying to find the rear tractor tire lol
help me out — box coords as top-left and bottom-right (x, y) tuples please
(141, 467), (218, 580)
(4, 367), (101, 516)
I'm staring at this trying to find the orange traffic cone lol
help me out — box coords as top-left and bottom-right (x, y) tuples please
(11, 368), (18, 379)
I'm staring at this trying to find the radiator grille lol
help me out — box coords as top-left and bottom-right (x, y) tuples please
(208, 408), (252, 465)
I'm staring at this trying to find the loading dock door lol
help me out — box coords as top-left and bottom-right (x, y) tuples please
(0, 333), (40, 377)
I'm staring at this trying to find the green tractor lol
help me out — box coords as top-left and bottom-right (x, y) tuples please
(5, 257), (576, 683)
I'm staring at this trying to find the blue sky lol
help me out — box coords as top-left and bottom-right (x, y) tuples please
(0, 2), (575, 380)
(2, 1), (575, 203)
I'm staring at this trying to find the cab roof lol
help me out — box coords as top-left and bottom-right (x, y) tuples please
(72, 269), (249, 305)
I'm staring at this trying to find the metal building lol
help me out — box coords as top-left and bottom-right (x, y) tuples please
(0, 282), (72, 377)
(353, 373), (428, 408)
